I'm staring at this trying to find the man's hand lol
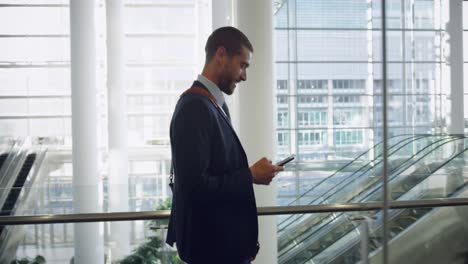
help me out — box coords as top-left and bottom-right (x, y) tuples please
(250, 157), (284, 185)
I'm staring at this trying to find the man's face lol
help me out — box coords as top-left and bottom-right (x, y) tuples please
(218, 46), (251, 95)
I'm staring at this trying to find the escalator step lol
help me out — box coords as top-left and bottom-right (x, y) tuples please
(0, 153), (9, 170)
(0, 153), (36, 215)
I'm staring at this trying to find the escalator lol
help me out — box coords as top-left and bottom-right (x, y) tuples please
(0, 140), (47, 264)
(323, 147), (468, 264)
(279, 135), (467, 264)
(277, 134), (429, 244)
(278, 135), (456, 254)
(0, 153), (37, 217)
(0, 153), (9, 170)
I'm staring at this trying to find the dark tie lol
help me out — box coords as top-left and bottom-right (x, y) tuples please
(221, 103), (231, 124)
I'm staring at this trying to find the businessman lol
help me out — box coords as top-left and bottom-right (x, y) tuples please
(166, 26), (283, 264)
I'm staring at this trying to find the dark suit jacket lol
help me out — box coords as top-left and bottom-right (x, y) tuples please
(166, 81), (258, 263)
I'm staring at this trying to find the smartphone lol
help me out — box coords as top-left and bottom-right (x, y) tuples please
(276, 154), (295, 166)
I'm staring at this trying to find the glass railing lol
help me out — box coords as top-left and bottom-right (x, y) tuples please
(326, 149), (468, 264)
(278, 136), (468, 263)
(5, 220), (180, 264)
(1, 135), (468, 264)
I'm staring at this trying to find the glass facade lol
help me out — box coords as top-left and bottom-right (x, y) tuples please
(274, 0), (464, 204)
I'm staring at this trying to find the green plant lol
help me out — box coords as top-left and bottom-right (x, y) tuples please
(116, 198), (183, 264)
(150, 199), (172, 227)
(11, 255), (46, 264)
(117, 236), (163, 264)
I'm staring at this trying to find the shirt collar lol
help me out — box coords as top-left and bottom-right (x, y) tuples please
(197, 74), (225, 107)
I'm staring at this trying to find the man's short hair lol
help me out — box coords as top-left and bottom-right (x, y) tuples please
(205, 26), (253, 62)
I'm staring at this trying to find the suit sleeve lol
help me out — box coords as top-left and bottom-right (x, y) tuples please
(170, 98), (253, 205)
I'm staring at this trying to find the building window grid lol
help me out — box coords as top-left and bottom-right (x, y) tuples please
(274, 1), (449, 215)
(277, 131), (289, 146)
(297, 130), (327, 146)
(332, 79), (366, 91)
(333, 130), (364, 145)
(333, 110), (361, 126)
(278, 21), (444, 157)
(297, 79), (328, 90)
(298, 110), (327, 127)
(277, 111), (289, 128)
(277, 79), (288, 90)
(297, 95), (327, 104)
(333, 95), (361, 104)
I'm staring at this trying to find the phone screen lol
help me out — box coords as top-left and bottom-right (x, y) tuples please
(276, 154), (295, 166)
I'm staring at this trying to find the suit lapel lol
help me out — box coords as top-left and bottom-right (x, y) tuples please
(191, 81), (235, 131)
(187, 82), (248, 162)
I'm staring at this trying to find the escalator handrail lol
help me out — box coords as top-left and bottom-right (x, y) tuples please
(278, 134), (421, 230)
(285, 134), (419, 206)
(325, 136), (459, 205)
(278, 134), (445, 232)
(352, 136), (464, 203)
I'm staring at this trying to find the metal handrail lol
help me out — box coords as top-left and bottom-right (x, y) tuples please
(1, 198), (468, 225)
(284, 134), (421, 207)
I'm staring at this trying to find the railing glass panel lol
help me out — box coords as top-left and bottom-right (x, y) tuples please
(7, 221), (180, 264)
(278, 135), (462, 256)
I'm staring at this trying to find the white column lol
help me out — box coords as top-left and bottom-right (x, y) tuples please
(447, 0), (464, 135)
(236, 1), (277, 263)
(211, 0), (233, 28)
(211, 0), (241, 130)
(70, 0), (104, 263)
(195, 0), (211, 72)
(106, 0), (130, 260)
(288, 0), (298, 157)
(366, 0), (375, 156)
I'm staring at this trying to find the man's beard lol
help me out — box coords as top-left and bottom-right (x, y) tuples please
(218, 76), (235, 95)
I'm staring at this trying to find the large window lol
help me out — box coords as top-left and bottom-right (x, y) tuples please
(274, 0), (451, 161)
(3, 0), (211, 254)
(274, 0), (461, 207)
(0, 3), (71, 141)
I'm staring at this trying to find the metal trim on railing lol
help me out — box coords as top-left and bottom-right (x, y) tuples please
(1, 198), (468, 226)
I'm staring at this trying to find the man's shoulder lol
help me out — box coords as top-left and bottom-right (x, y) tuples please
(172, 92), (217, 120)
(177, 90), (216, 109)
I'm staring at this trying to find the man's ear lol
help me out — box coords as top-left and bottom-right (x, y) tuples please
(214, 46), (227, 62)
